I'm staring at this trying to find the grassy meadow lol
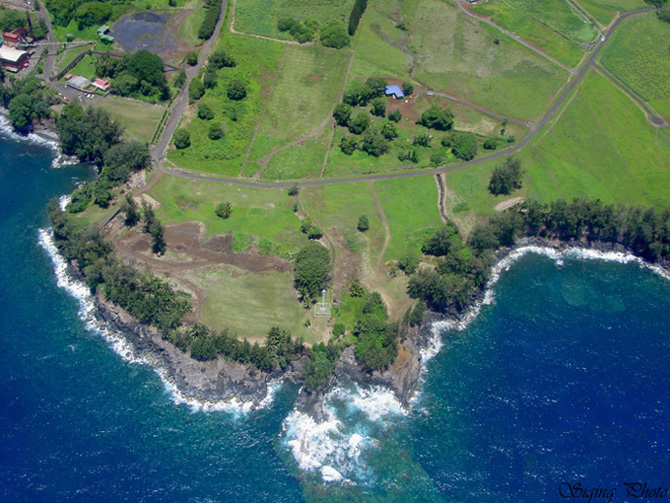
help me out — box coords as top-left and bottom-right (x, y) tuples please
(578, 0), (646, 26)
(167, 34), (286, 177)
(600, 13), (670, 118)
(97, 97), (166, 143)
(233, 0), (356, 39)
(350, 0), (568, 120)
(246, 45), (350, 166)
(471, 0), (597, 67)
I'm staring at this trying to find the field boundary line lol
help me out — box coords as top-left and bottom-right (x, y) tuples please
(228, 0), (303, 45)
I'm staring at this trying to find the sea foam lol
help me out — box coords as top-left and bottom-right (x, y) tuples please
(283, 382), (406, 484)
(38, 227), (276, 414)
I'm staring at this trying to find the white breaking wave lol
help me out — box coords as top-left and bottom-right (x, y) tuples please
(283, 383), (406, 484)
(38, 227), (277, 414)
(0, 113), (78, 168)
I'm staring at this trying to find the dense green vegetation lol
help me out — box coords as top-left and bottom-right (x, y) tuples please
(0, 6), (47, 38)
(198, 0), (222, 40)
(407, 199), (670, 314)
(0, 77), (54, 130)
(293, 242), (332, 301)
(95, 51), (170, 102)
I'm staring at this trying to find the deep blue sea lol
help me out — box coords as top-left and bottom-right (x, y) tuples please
(1, 133), (670, 503)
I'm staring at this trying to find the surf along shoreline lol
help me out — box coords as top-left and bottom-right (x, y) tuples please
(9, 105), (668, 418)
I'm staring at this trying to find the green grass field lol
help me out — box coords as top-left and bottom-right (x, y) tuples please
(196, 268), (309, 342)
(246, 45), (350, 164)
(578, 0), (645, 26)
(177, 7), (207, 46)
(600, 13), (670, 118)
(350, 0), (568, 120)
(522, 70), (670, 208)
(261, 122), (333, 180)
(373, 176), (443, 262)
(233, 0), (355, 40)
(97, 97), (166, 143)
(167, 34), (286, 177)
(148, 176), (310, 257)
(471, 0), (597, 67)
(68, 54), (97, 80)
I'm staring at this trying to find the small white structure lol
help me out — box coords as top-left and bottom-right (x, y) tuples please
(314, 290), (332, 318)
(66, 75), (92, 93)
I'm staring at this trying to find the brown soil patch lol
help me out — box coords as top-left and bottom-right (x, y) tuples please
(109, 219), (292, 319)
(494, 196), (524, 212)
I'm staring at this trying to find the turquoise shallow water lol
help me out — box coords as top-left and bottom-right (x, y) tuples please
(2, 133), (670, 502)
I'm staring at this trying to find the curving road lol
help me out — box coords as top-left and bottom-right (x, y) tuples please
(152, 6), (663, 189)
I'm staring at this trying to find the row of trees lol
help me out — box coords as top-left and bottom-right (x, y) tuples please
(198, 0), (221, 40)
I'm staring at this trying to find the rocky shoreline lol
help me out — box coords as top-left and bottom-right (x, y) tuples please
(81, 234), (670, 417)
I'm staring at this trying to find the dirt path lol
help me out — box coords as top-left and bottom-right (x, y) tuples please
(367, 182), (391, 270)
(494, 196), (524, 212)
(434, 174), (449, 225)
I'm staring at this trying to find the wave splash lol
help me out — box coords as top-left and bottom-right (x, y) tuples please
(38, 226), (276, 414)
(282, 382), (406, 484)
(0, 113), (78, 168)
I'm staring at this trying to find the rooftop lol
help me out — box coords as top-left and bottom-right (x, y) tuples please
(385, 84), (404, 99)
(0, 46), (28, 63)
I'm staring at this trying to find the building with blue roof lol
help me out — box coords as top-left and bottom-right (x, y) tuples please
(385, 85), (404, 99)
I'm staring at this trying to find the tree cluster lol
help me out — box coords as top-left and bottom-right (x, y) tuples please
(58, 103), (123, 164)
(294, 242), (332, 301)
(277, 17), (350, 48)
(417, 105), (454, 131)
(95, 51), (170, 101)
(302, 341), (339, 391)
(75, 1), (111, 29)
(488, 157), (524, 195)
(0, 6), (47, 37)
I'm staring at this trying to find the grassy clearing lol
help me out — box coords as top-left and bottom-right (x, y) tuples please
(148, 175), (310, 257)
(56, 45), (92, 74)
(261, 122), (333, 180)
(351, 0), (568, 120)
(97, 97), (166, 143)
(578, 0), (645, 25)
(177, 7), (207, 46)
(373, 176), (443, 262)
(195, 268), (312, 342)
(167, 34), (285, 177)
(247, 45), (350, 162)
(69, 54), (97, 80)
(233, 0), (356, 40)
(523, 70), (670, 208)
(600, 13), (670, 118)
(471, 0), (596, 67)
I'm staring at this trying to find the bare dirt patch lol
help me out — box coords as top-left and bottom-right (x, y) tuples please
(495, 197), (524, 212)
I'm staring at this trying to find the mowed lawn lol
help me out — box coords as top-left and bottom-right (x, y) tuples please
(523, 70), (670, 208)
(351, 0), (568, 120)
(600, 13), (670, 118)
(168, 34), (285, 177)
(471, 0), (596, 67)
(233, 0), (355, 40)
(148, 175), (309, 257)
(97, 97), (166, 143)
(247, 45), (350, 164)
(373, 176), (443, 262)
(196, 268), (309, 342)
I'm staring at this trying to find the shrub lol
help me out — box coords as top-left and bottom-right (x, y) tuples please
(357, 215), (369, 231)
(288, 185), (300, 196)
(189, 79), (205, 101)
(208, 123), (224, 140)
(340, 135), (357, 155)
(488, 157), (524, 195)
(185, 51), (198, 66)
(320, 19), (350, 48)
(451, 132), (478, 161)
(417, 105), (454, 131)
(227, 80), (247, 100)
(215, 202), (232, 219)
(173, 128), (191, 149)
(197, 103), (214, 120)
(388, 110), (401, 122)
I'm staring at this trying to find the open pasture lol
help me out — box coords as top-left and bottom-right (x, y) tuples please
(167, 34), (285, 177)
(247, 45), (350, 164)
(578, 0), (646, 26)
(351, 0), (568, 120)
(97, 97), (166, 143)
(600, 13), (670, 119)
(233, 0), (356, 39)
(471, 0), (597, 67)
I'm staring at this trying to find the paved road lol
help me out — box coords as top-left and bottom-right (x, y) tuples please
(152, 6), (663, 190)
(456, 0), (575, 74)
(150, 0), (228, 162)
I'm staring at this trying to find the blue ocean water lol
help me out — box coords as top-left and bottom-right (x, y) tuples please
(1, 133), (670, 503)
